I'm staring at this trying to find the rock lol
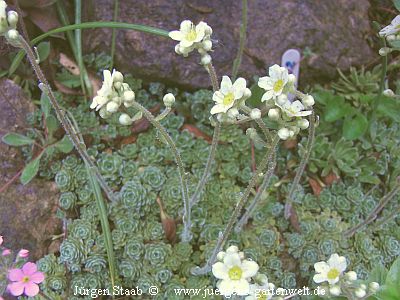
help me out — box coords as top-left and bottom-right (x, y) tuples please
(82, 0), (373, 88)
(0, 78), (61, 260)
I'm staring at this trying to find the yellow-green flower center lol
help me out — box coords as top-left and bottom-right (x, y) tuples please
(256, 293), (267, 300)
(186, 29), (197, 42)
(327, 268), (340, 280)
(228, 266), (242, 280)
(273, 79), (284, 92)
(223, 92), (235, 106)
(22, 276), (30, 283)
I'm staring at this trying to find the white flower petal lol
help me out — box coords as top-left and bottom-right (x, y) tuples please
(212, 262), (229, 280)
(210, 104), (226, 115)
(233, 279), (250, 296)
(313, 273), (327, 284)
(218, 279), (235, 296)
(241, 260), (259, 278)
(327, 277), (340, 285)
(232, 77), (246, 99)
(258, 76), (273, 90)
(213, 91), (224, 103)
(291, 100), (305, 111)
(223, 252), (241, 268)
(269, 64), (282, 79)
(169, 30), (183, 41)
(220, 76), (233, 94)
(180, 39), (194, 48)
(261, 90), (274, 102)
(295, 110), (312, 117)
(314, 262), (330, 274)
(180, 20), (192, 33)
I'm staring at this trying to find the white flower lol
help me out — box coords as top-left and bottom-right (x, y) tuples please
(212, 251), (259, 296)
(277, 128), (290, 140)
(169, 20), (208, 52)
(210, 76), (247, 115)
(379, 15), (400, 37)
(258, 64), (289, 102)
(245, 282), (275, 300)
(278, 100), (312, 118)
(313, 253), (347, 285)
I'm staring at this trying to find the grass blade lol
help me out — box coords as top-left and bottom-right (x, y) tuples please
(10, 21), (168, 75)
(110, 0), (119, 69)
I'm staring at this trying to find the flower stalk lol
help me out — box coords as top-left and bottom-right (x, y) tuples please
(192, 135), (279, 275)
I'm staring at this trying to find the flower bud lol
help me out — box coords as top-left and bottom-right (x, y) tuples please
(345, 271), (357, 281)
(7, 10), (18, 28)
(355, 288), (366, 298)
(5, 29), (19, 41)
(205, 25), (212, 36)
(383, 89), (395, 97)
(0, 235), (3, 245)
(99, 107), (111, 119)
(17, 249), (29, 258)
(123, 90), (135, 102)
(243, 88), (252, 99)
(329, 286), (341, 296)
(114, 82), (122, 90)
(119, 113), (133, 125)
(302, 94), (315, 107)
(174, 44), (181, 55)
(163, 93), (175, 107)
(379, 47), (392, 56)
(112, 96), (122, 106)
(201, 53), (212, 65)
(278, 127), (290, 140)
(276, 94), (288, 106)
(387, 34), (396, 42)
(268, 108), (280, 120)
(297, 119), (309, 129)
(112, 71), (124, 83)
(227, 108), (239, 119)
(368, 282), (380, 293)
(202, 39), (212, 51)
(216, 251), (226, 261)
(250, 108), (261, 119)
(226, 245), (239, 253)
(288, 74), (296, 84)
(2, 249), (11, 256)
(106, 101), (119, 113)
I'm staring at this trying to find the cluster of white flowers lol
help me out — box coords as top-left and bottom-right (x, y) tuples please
(258, 64), (314, 140)
(212, 245), (278, 298)
(169, 20), (213, 64)
(210, 76), (252, 122)
(90, 70), (176, 126)
(378, 15), (400, 57)
(0, 0), (20, 45)
(313, 253), (380, 299)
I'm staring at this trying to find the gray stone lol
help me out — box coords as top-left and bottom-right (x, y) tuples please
(0, 79), (60, 260)
(82, 0), (373, 88)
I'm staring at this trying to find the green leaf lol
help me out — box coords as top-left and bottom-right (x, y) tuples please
(37, 41), (51, 62)
(378, 97), (400, 122)
(389, 40), (400, 49)
(2, 133), (34, 146)
(368, 264), (388, 285)
(324, 97), (347, 122)
(40, 91), (51, 118)
(386, 257), (400, 286)
(343, 112), (368, 140)
(393, 0), (400, 12)
(45, 115), (59, 136)
(245, 82), (264, 107)
(20, 154), (43, 185)
(55, 135), (74, 153)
